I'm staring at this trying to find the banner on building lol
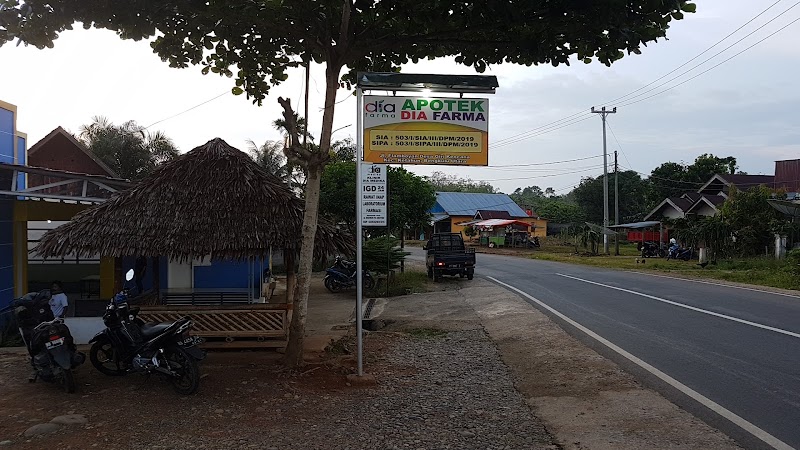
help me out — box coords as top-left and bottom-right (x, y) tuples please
(362, 95), (488, 166)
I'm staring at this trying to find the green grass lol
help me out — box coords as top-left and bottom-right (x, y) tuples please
(404, 327), (448, 339)
(529, 241), (800, 291)
(370, 270), (430, 297)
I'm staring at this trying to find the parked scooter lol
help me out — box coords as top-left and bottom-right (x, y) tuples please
(639, 241), (665, 258)
(324, 256), (376, 293)
(88, 270), (205, 395)
(666, 244), (693, 261)
(527, 236), (541, 249)
(10, 290), (84, 393)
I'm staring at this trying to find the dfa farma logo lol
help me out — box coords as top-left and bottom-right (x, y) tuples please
(364, 99), (397, 119)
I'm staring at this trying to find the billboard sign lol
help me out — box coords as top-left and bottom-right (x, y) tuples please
(362, 95), (488, 166)
(360, 163), (387, 227)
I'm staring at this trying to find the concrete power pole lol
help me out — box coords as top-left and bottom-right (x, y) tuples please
(614, 150), (620, 256)
(591, 106), (616, 254)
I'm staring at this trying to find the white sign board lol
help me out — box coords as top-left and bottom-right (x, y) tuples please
(361, 163), (387, 227)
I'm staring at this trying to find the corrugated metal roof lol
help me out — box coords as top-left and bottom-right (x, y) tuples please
(433, 192), (527, 217)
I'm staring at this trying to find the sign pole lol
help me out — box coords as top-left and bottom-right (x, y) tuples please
(355, 86), (364, 377)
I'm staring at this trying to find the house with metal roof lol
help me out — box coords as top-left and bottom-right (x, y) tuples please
(429, 192), (547, 238)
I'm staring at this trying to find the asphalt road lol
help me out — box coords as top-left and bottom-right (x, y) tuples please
(407, 247), (800, 450)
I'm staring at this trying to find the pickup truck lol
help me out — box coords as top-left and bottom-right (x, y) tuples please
(424, 232), (476, 281)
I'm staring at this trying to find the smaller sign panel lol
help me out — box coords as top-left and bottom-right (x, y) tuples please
(360, 163), (387, 227)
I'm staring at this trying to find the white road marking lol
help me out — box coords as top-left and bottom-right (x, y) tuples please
(630, 271), (800, 299)
(487, 276), (794, 450)
(555, 273), (800, 339)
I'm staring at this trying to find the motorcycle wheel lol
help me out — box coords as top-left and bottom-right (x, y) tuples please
(61, 368), (76, 393)
(164, 346), (200, 395)
(89, 340), (126, 376)
(325, 277), (343, 293)
(363, 275), (376, 291)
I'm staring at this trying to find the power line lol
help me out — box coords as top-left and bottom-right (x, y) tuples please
(605, 120), (633, 170)
(607, 0), (787, 105)
(145, 90), (229, 129)
(486, 2), (794, 148)
(490, 154), (602, 168)
(618, 2), (800, 107)
(472, 165), (605, 182)
(492, 115), (595, 149)
(619, 14), (800, 108)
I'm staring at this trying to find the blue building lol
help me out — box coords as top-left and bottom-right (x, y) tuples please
(0, 100), (27, 310)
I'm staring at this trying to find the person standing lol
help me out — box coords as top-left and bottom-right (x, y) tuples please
(134, 256), (148, 294)
(49, 281), (68, 318)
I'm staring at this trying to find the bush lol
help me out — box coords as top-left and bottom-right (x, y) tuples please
(363, 236), (409, 274)
(787, 249), (800, 276)
(0, 314), (23, 348)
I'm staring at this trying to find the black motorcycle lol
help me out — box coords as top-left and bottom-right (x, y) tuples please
(639, 241), (666, 258)
(666, 245), (694, 261)
(88, 271), (205, 395)
(324, 256), (375, 293)
(11, 290), (85, 393)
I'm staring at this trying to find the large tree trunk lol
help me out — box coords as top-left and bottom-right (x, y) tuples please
(284, 62), (342, 367)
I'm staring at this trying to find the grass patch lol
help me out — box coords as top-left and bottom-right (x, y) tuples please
(371, 270), (430, 297)
(404, 327), (448, 339)
(529, 247), (800, 291)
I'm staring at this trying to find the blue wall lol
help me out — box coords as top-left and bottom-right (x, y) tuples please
(16, 135), (25, 189)
(0, 107), (13, 164)
(193, 259), (267, 289)
(0, 106), (15, 313)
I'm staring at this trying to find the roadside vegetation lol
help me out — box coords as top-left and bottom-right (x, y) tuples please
(528, 238), (800, 291)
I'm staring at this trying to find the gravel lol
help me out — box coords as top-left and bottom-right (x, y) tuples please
(138, 330), (556, 450)
(2, 330), (556, 449)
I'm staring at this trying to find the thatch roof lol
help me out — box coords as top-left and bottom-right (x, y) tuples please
(36, 138), (354, 261)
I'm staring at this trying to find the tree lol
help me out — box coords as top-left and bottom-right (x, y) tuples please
(329, 138), (356, 164)
(572, 170), (649, 224)
(648, 154), (739, 201)
(320, 162), (435, 233)
(510, 185), (584, 224)
(427, 171), (497, 194)
(78, 116), (179, 180)
(3, 0), (694, 366)
(247, 139), (288, 180)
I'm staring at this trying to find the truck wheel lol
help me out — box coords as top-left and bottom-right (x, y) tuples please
(459, 273), (465, 278)
(467, 268), (474, 280)
(433, 269), (442, 282)
(427, 267), (433, 279)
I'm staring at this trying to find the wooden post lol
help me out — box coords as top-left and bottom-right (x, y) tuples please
(284, 248), (296, 305)
(113, 257), (123, 294)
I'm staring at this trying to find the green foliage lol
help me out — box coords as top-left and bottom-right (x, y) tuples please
(0, 316), (23, 348)
(329, 138), (356, 164)
(320, 162), (435, 232)
(572, 170), (649, 224)
(511, 185), (585, 224)
(648, 154), (738, 201)
(362, 236), (410, 274)
(786, 249), (800, 276)
(78, 116), (179, 180)
(427, 171), (496, 194)
(0, 1), (692, 103)
(463, 225), (477, 239)
(375, 271), (430, 298)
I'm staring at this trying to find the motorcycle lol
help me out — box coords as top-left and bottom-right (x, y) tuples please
(527, 236), (541, 249)
(10, 290), (85, 393)
(88, 270), (205, 395)
(324, 256), (376, 293)
(639, 241), (665, 258)
(666, 245), (693, 261)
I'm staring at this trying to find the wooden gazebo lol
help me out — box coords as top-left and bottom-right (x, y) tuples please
(36, 138), (354, 347)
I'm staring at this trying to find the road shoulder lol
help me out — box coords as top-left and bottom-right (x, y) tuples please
(379, 278), (742, 450)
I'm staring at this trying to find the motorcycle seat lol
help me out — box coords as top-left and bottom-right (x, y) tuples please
(140, 322), (172, 339)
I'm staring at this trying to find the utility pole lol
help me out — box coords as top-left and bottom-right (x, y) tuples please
(614, 150), (620, 256)
(591, 106), (616, 254)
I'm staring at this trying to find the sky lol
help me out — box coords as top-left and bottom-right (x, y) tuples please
(1, 0), (799, 195)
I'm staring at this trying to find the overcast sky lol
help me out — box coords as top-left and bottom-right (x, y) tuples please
(1, 0), (798, 194)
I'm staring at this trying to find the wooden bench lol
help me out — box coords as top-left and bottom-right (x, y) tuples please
(138, 304), (290, 348)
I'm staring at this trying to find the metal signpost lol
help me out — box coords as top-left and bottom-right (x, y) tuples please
(355, 73), (498, 376)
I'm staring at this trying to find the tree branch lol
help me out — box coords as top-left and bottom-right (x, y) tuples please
(277, 97), (313, 164)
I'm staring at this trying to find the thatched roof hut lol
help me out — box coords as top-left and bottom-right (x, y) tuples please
(36, 138), (353, 261)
